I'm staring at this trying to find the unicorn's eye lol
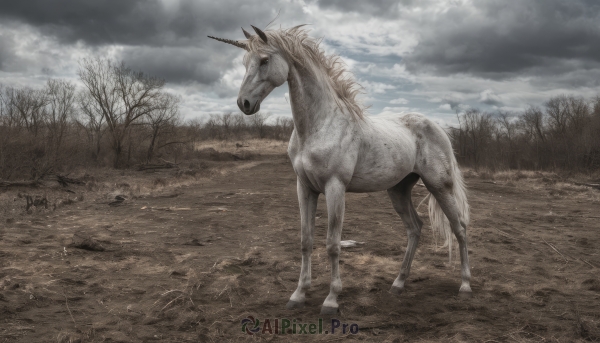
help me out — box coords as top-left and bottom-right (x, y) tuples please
(260, 58), (269, 66)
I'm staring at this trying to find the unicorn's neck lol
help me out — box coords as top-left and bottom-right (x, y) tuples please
(287, 62), (345, 137)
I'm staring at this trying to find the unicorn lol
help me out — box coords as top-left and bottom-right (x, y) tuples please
(209, 25), (471, 315)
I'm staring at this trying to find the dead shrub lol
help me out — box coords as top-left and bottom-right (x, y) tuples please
(478, 170), (494, 180)
(514, 170), (527, 180)
(85, 181), (98, 191)
(153, 178), (168, 187)
(57, 198), (76, 208)
(462, 169), (477, 178)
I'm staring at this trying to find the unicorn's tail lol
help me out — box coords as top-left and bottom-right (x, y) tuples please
(428, 159), (469, 263)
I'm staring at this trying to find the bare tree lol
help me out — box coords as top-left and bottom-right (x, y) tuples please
(220, 112), (233, 139)
(592, 96), (600, 117)
(273, 117), (294, 140)
(8, 86), (47, 136)
(0, 85), (16, 128)
(545, 95), (570, 136)
(460, 109), (494, 168)
(233, 112), (247, 136)
(77, 90), (106, 160)
(78, 58), (166, 168)
(204, 116), (220, 139)
(186, 118), (204, 148)
(145, 93), (181, 162)
(0, 85), (13, 177)
(496, 111), (518, 167)
(497, 111), (516, 142)
(45, 79), (76, 160)
(251, 112), (268, 138)
(566, 96), (589, 135)
(520, 106), (546, 142)
(519, 106), (547, 168)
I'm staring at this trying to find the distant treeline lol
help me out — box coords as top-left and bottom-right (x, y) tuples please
(189, 112), (293, 142)
(1, 58), (599, 180)
(449, 95), (600, 171)
(0, 58), (293, 180)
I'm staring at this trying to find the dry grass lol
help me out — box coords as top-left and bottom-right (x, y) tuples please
(195, 139), (288, 156)
(0, 139), (279, 219)
(149, 269), (201, 315)
(466, 167), (600, 183)
(2, 150), (600, 342)
(462, 168), (600, 203)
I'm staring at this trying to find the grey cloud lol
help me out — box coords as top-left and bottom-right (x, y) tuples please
(530, 67), (600, 89)
(0, 23), (63, 74)
(1, 1), (161, 46)
(403, 0), (600, 80)
(316, 0), (412, 17)
(0, 1), (310, 85)
(0, 0), (288, 47)
(119, 46), (240, 84)
(0, 35), (13, 71)
(480, 98), (502, 107)
(479, 90), (503, 106)
(444, 99), (462, 111)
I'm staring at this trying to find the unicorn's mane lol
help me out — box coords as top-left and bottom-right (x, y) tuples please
(246, 26), (365, 120)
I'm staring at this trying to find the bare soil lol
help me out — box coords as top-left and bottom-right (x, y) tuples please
(1, 142), (599, 342)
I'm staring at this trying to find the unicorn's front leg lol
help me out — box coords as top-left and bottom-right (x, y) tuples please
(287, 179), (319, 309)
(321, 179), (346, 315)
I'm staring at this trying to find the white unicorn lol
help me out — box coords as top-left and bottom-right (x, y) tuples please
(209, 25), (471, 315)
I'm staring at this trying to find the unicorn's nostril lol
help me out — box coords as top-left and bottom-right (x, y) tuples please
(243, 99), (250, 110)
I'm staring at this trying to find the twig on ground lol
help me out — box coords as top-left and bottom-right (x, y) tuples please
(63, 291), (76, 324)
(0, 180), (41, 188)
(542, 238), (568, 262)
(495, 228), (513, 238)
(0, 174), (84, 189)
(52, 174), (85, 187)
(580, 259), (597, 269)
(161, 295), (184, 312)
(138, 163), (177, 171)
(416, 193), (430, 212)
(159, 158), (180, 165)
(214, 284), (230, 300)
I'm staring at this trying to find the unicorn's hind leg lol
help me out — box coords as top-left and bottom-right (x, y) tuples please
(420, 170), (472, 297)
(387, 173), (423, 295)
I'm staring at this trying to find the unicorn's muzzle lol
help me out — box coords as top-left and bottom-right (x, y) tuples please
(238, 97), (260, 115)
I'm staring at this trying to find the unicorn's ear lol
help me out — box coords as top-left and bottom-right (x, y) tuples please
(251, 25), (268, 43)
(242, 27), (253, 39)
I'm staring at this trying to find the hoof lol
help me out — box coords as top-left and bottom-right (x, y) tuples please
(320, 305), (338, 315)
(286, 300), (304, 310)
(389, 286), (404, 296)
(458, 290), (473, 299)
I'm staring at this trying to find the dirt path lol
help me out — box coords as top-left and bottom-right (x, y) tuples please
(1, 156), (599, 342)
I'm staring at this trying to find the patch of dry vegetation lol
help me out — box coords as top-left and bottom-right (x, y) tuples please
(195, 138), (288, 157)
(0, 141), (288, 221)
(463, 168), (600, 202)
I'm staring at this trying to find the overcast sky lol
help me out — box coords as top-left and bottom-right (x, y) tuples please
(1, 0), (600, 126)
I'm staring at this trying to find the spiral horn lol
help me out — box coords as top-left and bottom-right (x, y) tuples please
(207, 35), (248, 50)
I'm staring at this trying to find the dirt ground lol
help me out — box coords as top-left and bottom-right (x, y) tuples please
(1, 140), (599, 342)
